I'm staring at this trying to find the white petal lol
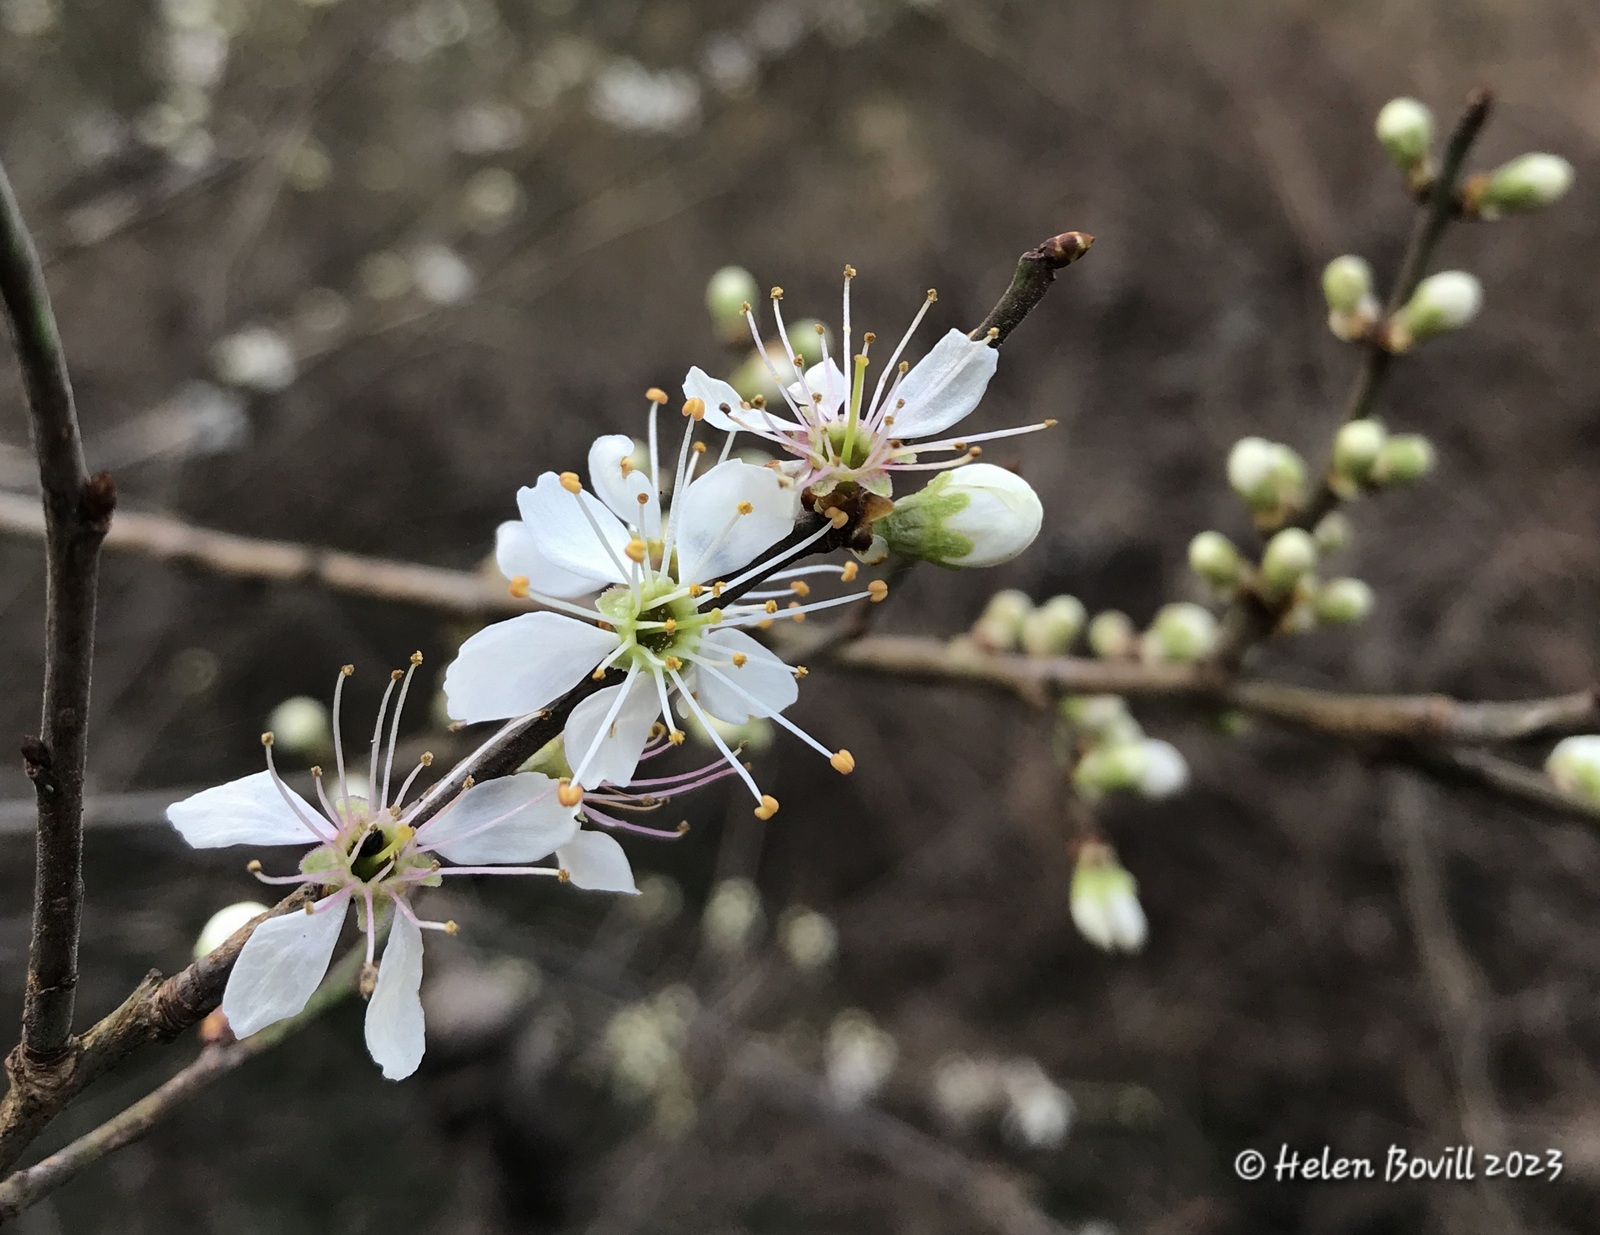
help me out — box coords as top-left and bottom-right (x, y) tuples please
(673, 459), (799, 584)
(562, 675), (661, 789)
(167, 771), (325, 849)
(684, 367), (752, 433)
(443, 612), (617, 723)
(513, 474), (632, 592)
(694, 627), (798, 722)
(887, 329), (998, 439)
(788, 357), (848, 420)
(495, 520), (603, 599)
(222, 898), (347, 1038)
(587, 434), (661, 539)
(558, 829), (638, 894)
(418, 772), (580, 864)
(365, 909), (426, 1080)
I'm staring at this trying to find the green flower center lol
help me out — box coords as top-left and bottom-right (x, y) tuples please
(597, 575), (722, 670)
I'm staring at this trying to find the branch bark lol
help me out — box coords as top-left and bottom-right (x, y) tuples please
(1, 158), (116, 1071)
(970, 231), (1093, 344)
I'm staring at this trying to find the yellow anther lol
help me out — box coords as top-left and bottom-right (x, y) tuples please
(410, 651), (424, 666)
(712, 582), (725, 597)
(247, 859), (263, 873)
(665, 655), (683, 671)
(390, 669), (404, 682)
(625, 539), (648, 563)
(676, 821), (691, 835)
(559, 471), (583, 493)
(646, 387), (669, 404)
(758, 619), (774, 630)
(754, 794), (780, 820)
(969, 446), (983, 457)
(1043, 418), (1058, 428)
(790, 580), (811, 597)
(843, 263), (857, 278)
(260, 732), (275, 747)
(828, 508), (849, 530)
(420, 751), (434, 766)
(830, 749), (856, 775)
(557, 868), (571, 883)
(443, 920), (460, 936)
(770, 286), (784, 300)
(814, 322), (826, 334)
(557, 780), (584, 807)
(310, 765), (322, 778)
(636, 492), (649, 505)
(693, 441), (707, 453)
(737, 500), (754, 515)
(669, 728), (686, 745)
(751, 395), (766, 408)
(764, 600), (779, 614)
(793, 666), (809, 678)
(683, 396), (706, 420)
(508, 575), (531, 599)
(463, 775), (476, 788)
(952, 441), (967, 452)
(591, 666), (608, 680)
(688, 583), (706, 597)
(863, 331), (876, 344)
(740, 300), (752, 314)
(840, 561), (859, 582)
(340, 664), (355, 677)
(731, 652), (749, 667)
(986, 327), (999, 341)
(620, 457), (635, 476)
(868, 579), (889, 602)
(788, 604), (806, 622)
(663, 618), (677, 633)
(926, 288), (938, 302)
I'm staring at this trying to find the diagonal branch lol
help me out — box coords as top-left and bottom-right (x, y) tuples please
(970, 231), (1094, 345)
(1, 157), (116, 1068)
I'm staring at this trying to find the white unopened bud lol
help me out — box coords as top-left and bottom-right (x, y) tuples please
(1086, 610), (1136, 660)
(1369, 433), (1435, 485)
(1313, 577), (1375, 625)
(194, 901), (271, 959)
(702, 878), (765, 956)
(1136, 738), (1189, 799)
(1070, 843), (1146, 954)
(1476, 153), (1574, 218)
(1260, 527), (1317, 594)
(1546, 735), (1600, 803)
(265, 695), (332, 759)
(1019, 595), (1085, 657)
(779, 906), (838, 972)
(1333, 418), (1388, 484)
(1145, 602), (1218, 663)
(1313, 511), (1352, 555)
(972, 588), (1033, 651)
(705, 265), (760, 339)
(1188, 531), (1244, 590)
(1389, 271), (1482, 351)
(1375, 97), (1433, 173)
(1073, 742), (1147, 795)
(877, 464), (1043, 569)
(1322, 255), (1374, 314)
(1227, 437), (1305, 513)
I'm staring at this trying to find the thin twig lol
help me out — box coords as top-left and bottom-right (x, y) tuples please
(0, 942), (364, 1223)
(970, 231), (1094, 345)
(1, 158), (116, 1068)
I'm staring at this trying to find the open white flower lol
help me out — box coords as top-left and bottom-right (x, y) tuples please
(168, 657), (593, 1081)
(682, 267), (1054, 498)
(446, 398), (878, 819)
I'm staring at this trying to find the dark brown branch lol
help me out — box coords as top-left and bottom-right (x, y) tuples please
(970, 231), (1093, 344)
(1, 157), (115, 1068)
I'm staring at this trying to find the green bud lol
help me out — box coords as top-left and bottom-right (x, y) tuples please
(265, 695), (332, 759)
(1389, 271), (1482, 351)
(972, 589), (1034, 651)
(1313, 510), (1352, 555)
(1070, 842), (1146, 953)
(1375, 97), (1433, 173)
(520, 735), (573, 779)
(1145, 602), (1218, 663)
(1476, 153), (1574, 218)
(1227, 437), (1305, 513)
(1260, 527), (1317, 594)
(706, 265), (760, 340)
(1313, 577), (1375, 625)
(1188, 531), (1244, 590)
(877, 465), (1044, 570)
(1059, 694), (1142, 744)
(1332, 418), (1387, 484)
(1546, 735), (1600, 803)
(1370, 433), (1435, 485)
(1073, 742), (1147, 795)
(1086, 610), (1136, 660)
(1019, 594), (1086, 657)
(1322, 255), (1374, 314)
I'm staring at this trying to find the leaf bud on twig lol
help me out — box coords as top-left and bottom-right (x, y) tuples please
(1387, 271), (1482, 351)
(1312, 577), (1376, 625)
(1019, 595), (1086, 657)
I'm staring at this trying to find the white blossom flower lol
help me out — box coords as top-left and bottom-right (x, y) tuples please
(682, 268), (1054, 498)
(445, 399), (878, 819)
(1070, 843), (1147, 954)
(168, 657), (592, 1080)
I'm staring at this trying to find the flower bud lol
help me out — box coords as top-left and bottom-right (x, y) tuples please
(1389, 271), (1482, 351)
(779, 906), (838, 972)
(1070, 843), (1146, 954)
(1086, 610), (1136, 660)
(1137, 738), (1189, 799)
(1476, 153), (1574, 218)
(1145, 602), (1218, 663)
(1375, 97), (1433, 174)
(1322, 255), (1374, 314)
(1227, 437), (1305, 513)
(1019, 594), (1086, 657)
(265, 695), (333, 760)
(705, 265), (760, 339)
(1260, 527), (1317, 594)
(1369, 433), (1435, 485)
(972, 588), (1033, 651)
(1073, 742), (1147, 795)
(1313, 510), (1352, 555)
(1546, 735), (1600, 803)
(1333, 418), (1387, 485)
(1188, 530), (1244, 590)
(1313, 577), (1375, 625)
(194, 901), (271, 959)
(1059, 695), (1142, 744)
(878, 464), (1044, 570)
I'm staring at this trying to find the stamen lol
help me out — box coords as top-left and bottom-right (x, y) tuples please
(382, 652), (424, 809)
(368, 671), (402, 801)
(260, 733), (337, 842)
(566, 668), (640, 789)
(331, 663), (354, 811)
(666, 665), (767, 805)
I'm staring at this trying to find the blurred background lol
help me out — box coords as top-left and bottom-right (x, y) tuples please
(2, 0), (1600, 1231)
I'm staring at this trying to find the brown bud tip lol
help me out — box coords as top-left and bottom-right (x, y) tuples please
(1034, 231), (1094, 268)
(80, 470), (118, 528)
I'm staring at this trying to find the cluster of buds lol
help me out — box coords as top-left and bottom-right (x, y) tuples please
(1061, 695), (1189, 803)
(969, 588), (1086, 655)
(1322, 256), (1482, 353)
(1189, 519), (1373, 632)
(1545, 736), (1600, 805)
(1330, 418), (1435, 493)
